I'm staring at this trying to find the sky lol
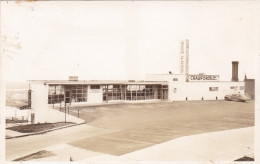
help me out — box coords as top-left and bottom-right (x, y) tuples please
(1, 1), (259, 82)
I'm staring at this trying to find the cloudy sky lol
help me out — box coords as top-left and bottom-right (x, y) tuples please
(1, 1), (259, 82)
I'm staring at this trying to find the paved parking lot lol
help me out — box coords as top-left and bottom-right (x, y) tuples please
(67, 100), (254, 156)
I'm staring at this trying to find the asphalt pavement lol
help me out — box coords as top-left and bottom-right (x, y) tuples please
(6, 100), (255, 161)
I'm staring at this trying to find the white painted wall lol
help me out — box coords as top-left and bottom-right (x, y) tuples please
(146, 74), (187, 82)
(145, 74), (245, 101)
(45, 107), (84, 124)
(169, 81), (245, 101)
(146, 74), (172, 82)
(87, 85), (103, 104)
(30, 83), (85, 123)
(30, 83), (49, 123)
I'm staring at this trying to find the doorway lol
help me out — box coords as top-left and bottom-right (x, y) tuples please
(162, 89), (168, 100)
(65, 90), (70, 103)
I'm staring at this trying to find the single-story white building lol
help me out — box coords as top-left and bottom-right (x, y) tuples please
(27, 61), (245, 124)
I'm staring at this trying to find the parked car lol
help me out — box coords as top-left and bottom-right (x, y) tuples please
(19, 105), (31, 110)
(224, 93), (250, 102)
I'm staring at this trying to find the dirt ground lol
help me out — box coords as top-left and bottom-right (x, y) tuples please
(66, 100), (254, 155)
(7, 122), (74, 133)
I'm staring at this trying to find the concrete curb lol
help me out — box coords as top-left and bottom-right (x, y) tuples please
(57, 100), (164, 108)
(6, 122), (85, 140)
(62, 100), (252, 108)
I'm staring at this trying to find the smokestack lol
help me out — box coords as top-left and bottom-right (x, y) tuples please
(231, 61), (239, 82)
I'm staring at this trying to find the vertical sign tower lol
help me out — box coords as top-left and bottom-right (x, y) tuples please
(179, 39), (189, 82)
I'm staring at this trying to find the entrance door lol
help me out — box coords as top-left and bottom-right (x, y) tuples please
(162, 89), (168, 100)
(65, 91), (70, 103)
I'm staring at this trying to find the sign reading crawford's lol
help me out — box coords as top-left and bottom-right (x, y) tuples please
(188, 74), (219, 81)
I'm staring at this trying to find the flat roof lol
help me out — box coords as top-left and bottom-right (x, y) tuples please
(28, 80), (169, 85)
(244, 79), (255, 82)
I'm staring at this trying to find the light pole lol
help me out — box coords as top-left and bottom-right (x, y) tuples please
(64, 102), (66, 123)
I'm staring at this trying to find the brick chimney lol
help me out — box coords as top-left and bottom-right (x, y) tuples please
(231, 61), (239, 82)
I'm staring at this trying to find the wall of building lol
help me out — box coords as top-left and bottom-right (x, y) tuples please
(245, 79), (255, 99)
(146, 74), (245, 101)
(146, 74), (173, 82)
(87, 85), (103, 104)
(30, 83), (85, 123)
(146, 74), (187, 83)
(30, 82), (49, 123)
(169, 81), (245, 101)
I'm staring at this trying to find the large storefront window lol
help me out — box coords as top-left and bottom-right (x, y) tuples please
(128, 85), (154, 100)
(103, 84), (166, 101)
(48, 85), (88, 104)
(71, 85), (88, 102)
(144, 85), (154, 100)
(103, 85), (121, 101)
(48, 85), (65, 104)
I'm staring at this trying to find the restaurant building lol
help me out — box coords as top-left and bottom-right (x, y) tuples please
(27, 40), (247, 123)
(28, 60), (244, 123)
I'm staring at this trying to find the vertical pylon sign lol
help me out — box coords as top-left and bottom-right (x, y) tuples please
(179, 39), (189, 81)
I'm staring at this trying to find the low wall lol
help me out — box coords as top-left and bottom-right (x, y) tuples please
(33, 107), (84, 124)
(45, 108), (85, 124)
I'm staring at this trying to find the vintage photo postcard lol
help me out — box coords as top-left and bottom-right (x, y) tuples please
(0, 0), (260, 163)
